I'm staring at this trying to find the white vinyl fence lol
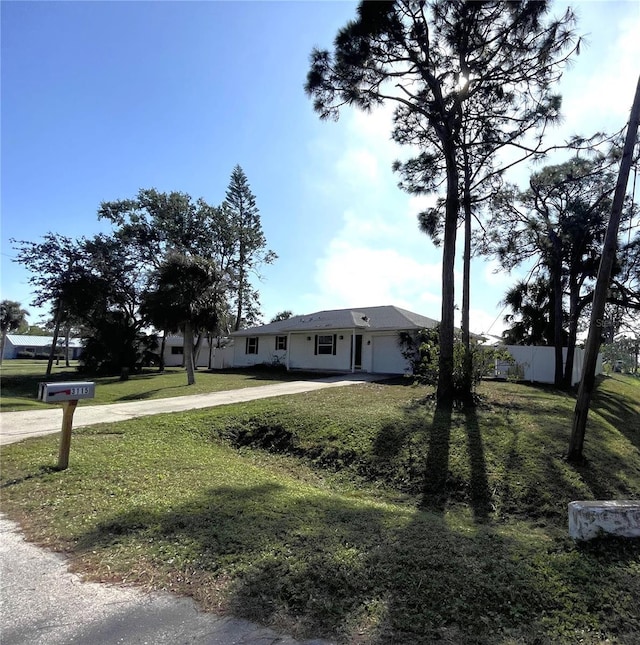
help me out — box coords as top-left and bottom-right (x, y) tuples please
(494, 345), (603, 386)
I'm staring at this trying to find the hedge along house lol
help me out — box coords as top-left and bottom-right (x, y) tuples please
(231, 305), (439, 374)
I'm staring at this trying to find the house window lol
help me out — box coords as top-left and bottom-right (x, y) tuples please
(246, 337), (259, 354)
(171, 346), (184, 355)
(275, 335), (287, 351)
(315, 334), (336, 355)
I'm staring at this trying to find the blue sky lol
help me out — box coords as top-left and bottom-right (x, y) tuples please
(2, 1), (639, 336)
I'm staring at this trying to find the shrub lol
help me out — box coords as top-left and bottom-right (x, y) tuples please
(398, 327), (513, 401)
(79, 312), (158, 376)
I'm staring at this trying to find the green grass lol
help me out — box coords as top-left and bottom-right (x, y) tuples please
(0, 360), (312, 411)
(1, 375), (639, 644)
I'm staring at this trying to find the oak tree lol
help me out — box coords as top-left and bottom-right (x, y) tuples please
(0, 300), (29, 364)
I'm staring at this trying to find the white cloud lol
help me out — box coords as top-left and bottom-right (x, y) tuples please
(559, 7), (640, 136)
(335, 148), (380, 189)
(482, 259), (517, 289)
(339, 209), (397, 244)
(313, 239), (442, 316)
(347, 103), (398, 148)
(304, 106), (447, 318)
(469, 307), (507, 338)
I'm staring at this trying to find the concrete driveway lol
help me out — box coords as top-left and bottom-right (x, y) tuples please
(0, 373), (383, 446)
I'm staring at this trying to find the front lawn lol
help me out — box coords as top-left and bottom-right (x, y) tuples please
(0, 361), (312, 411)
(1, 375), (639, 644)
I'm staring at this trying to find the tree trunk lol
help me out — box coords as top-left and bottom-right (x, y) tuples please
(46, 300), (63, 377)
(184, 321), (196, 385)
(563, 278), (580, 388)
(437, 142), (460, 406)
(550, 247), (564, 387)
(193, 333), (203, 369)
(158, 331), (166, 372)
(568, 74), (640, 463)
(461, 154), (473, 401)
(235, 261), (245, 332)
(64, 326), (70, 367)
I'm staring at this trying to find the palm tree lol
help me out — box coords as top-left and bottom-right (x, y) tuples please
(1, 300), (29, 364)
(143, 254), (220, 385)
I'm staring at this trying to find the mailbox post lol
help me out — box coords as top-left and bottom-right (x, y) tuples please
(37, 382), (95, 470)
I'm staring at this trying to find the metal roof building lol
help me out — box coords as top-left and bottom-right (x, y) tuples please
(2, 335), (84, 360)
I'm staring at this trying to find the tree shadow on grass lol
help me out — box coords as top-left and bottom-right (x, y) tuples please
(464, 408), (492, 521)
(115, 386), (185, 402)
(370, 399), (492, 519)
(70, 481), (640, 645)
(421, 404), (452, 512)
(0, 465), (58, 489)
(590, 387), (640, 452)
(482, 383), (640, 517)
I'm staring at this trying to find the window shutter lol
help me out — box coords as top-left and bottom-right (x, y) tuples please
(245, 338), (249, 354)
(314, 335), (318, 355)
(333, 334), (337, 355)
(255, 337), (259, 353)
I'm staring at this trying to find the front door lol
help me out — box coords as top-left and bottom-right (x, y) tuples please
(352, 334), (363, 370)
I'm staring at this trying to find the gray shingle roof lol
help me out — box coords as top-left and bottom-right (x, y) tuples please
(232, 305), (439, 336)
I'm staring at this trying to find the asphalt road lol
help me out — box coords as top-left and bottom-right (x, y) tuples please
(0, 516), (332, 645)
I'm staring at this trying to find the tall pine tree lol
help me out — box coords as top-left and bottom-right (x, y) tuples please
(306, 0), (578, 405)
(223, 165), (276, 331)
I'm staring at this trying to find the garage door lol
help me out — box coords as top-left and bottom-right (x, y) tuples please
(372, 336), (409, 374)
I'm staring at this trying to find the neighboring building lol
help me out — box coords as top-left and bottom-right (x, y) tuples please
(162, 335), (233, 369)
(230, 305), (439, 374)
(1, 335), (84, 360)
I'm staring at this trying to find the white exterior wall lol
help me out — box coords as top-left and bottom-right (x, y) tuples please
(1, 340), (83, 360)
(286, 331), (352, 371)
(232, 335), (288, 368)
(2, 341), (20, 360)
(286, 333), (310, 370)
(499, 345), (603, 386)
(211, 346), (235, 369)
(232, 329), (408, 374)
(163, 338), (215, 368)
(361, 334), (374, 372)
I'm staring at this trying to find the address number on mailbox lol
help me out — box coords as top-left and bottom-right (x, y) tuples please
(38, 381), (96, 402)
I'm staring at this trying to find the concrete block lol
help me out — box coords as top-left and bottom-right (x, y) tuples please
(568, 500), (640, 541)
